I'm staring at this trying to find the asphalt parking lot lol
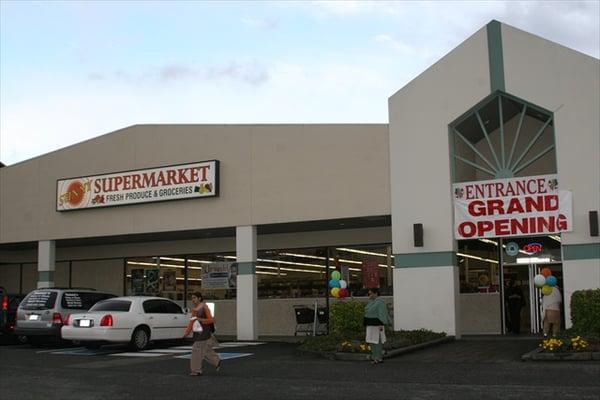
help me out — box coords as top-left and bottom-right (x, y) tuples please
(1, 336), (599, 400)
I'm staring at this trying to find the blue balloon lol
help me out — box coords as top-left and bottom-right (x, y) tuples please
(546, 275), (557, 287)
(329, 279), (340, 288)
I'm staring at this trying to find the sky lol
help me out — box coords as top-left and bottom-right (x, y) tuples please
(1, 1), (598, 166)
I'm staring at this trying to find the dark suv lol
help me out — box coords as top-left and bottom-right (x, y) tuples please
(15, 288), (116, 343)
(0, 288), (25, 342)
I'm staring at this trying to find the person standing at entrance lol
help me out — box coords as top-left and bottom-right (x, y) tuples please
(364, 288), (391, 364)
(183, 292), (221, 376)
(505, 279), (524, 334)
(542, 286), (562, 337)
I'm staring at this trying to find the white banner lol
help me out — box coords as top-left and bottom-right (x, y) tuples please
(57, 160), (219, 211)
(201, 263), (237, 290)
(453, 174), (573, 239)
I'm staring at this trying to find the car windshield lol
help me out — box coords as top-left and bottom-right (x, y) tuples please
(20, 291), (58, 310)
(89, 300), (132, 312)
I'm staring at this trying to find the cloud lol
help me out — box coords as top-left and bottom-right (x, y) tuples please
(87, 62), (270, 86)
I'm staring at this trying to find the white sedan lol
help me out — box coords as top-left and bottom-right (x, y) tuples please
(61, 296), (190, 351)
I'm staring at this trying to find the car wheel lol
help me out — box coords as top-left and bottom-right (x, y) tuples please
(130, 327), (149, 351)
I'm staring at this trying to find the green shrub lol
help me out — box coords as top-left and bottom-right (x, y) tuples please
(329, 300), (365, 337)
(570, 289), (600, 335)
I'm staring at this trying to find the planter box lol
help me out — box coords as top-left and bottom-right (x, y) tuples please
(522, 347), (599, 361)
(333, 336), (454, 361)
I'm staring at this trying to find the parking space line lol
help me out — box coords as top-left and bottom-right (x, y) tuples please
(37, 347), (85, 353)
(141, 348), (192, 353)
(109, 352), (166, 357)
(175, 352), (253, 360)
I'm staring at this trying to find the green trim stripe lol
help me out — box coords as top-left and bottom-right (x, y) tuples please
(487, 20), (505, 92)
(562, 243), (600, 260)
(237, 262), (256, 274)
(38, 271), (54, 281)
(394, 252), (456, 268)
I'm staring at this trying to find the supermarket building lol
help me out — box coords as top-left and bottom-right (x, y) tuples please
(1, 21), (598, 339)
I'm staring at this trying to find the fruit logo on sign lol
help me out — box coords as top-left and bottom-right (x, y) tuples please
(58, 180), (92, 209)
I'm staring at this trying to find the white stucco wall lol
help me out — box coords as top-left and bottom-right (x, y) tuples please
(388, 27), (491, 336)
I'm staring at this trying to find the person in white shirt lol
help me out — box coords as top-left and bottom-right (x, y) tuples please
(542, 286), (562, 337)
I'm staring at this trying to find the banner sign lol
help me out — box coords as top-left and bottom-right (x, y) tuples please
(453, 174), (572, 239)
(201, 263), (238, 290)
(57, 160), (219, 211)
(362, 261), (380, 289)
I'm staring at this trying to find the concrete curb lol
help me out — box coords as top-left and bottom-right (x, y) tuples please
(333, 336), (455, 361)
(522, 347), (600, 361)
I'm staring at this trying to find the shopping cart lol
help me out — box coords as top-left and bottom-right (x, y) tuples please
(293, 304), (328, 336)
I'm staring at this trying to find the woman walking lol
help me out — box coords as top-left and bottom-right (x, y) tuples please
(183, 292), (221, 376)
(364, 288), (391, 364)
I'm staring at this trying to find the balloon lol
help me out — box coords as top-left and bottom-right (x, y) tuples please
(339, 288), (349, 298)
(546, 275), (557, 287)
(331, 288), (340, 298)
(541, 268), (552, 277)
(331, 271), (341, 280)
(541, 285), (553, 296)
(339, 280), (347, 289)
(329, 279), (340, 288)
(533, 274), (546, 288)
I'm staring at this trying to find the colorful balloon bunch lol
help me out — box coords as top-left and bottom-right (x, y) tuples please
(534, 267), (557, 296)
(329, 270), (349, 298)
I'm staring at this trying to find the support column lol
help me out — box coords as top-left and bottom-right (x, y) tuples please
(392, 252), (461, 338)
(236, 225), (258, 340)
(38, 240), (55, 289)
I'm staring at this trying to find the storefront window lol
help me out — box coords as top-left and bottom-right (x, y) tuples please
(458, 239), (500, 293)
(125, 256), (186, 301)
(124, 244), (393, 302)
(256, 244), (393, 299)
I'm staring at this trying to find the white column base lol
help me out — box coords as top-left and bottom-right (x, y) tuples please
(393, 266), (460, 338)
(236, 274), (258, 340)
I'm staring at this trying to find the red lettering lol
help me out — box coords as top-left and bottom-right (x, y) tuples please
(114, 176), (123, 190)
(477, 220), (494, 235)
(167, 170), (177, 185)
(495, 219), (510, 235)
(506, 198), (524, 214)
(524, 196), (544, 212)
(458, 222), (477, 238)
(132, 174), (141, 189)
(557, 214), (568, 230)
(537, 178), (547, 194)
(197, 165), (210, 182)
(527, 179), (538, 194)
(178, 168), (190, 184)
(544, 194), (558, 211)
(141, 172), (156, 188)
(94, 179), (102, 193)
(468, 200), (486, 216)
(487, 199), (504, 216)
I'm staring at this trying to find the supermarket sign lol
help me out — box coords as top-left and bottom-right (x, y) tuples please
(453, 174), (572, 239)
(57, 160), (219, 211)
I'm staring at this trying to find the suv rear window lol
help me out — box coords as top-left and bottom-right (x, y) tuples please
(90, 300), (132, 312)
(20, 291), (58, 310)
(61, 292), (116, 310)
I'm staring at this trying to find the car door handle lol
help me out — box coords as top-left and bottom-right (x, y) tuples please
(173, 316), (178, 319)
(148, 316), (154, 320)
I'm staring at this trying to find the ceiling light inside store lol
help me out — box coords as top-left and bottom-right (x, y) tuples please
(457, 252), (498, 264)
(549, 235), (561, 243)
(516, 257), (551, 264)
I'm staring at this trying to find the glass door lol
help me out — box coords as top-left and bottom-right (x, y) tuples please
(500, 235), (562, 335)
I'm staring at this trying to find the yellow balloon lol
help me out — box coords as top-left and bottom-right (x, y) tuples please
(331, 287), (340, 298)
(541, 285), (553, 296)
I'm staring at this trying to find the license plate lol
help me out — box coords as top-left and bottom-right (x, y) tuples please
(28, 315), (39, 321)
(79, 319), (91, 327)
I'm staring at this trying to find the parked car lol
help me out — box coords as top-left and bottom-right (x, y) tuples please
(0, 289), (26, 342)
(15, 288), (116, 343)
(61, 296), (189, 351)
